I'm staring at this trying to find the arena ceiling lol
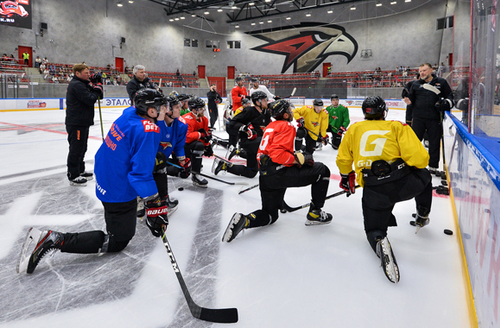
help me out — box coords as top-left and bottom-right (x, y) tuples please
(150, 0), (371, 23)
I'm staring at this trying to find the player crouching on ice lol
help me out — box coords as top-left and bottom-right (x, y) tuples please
(222, 100), (333, 243)
(336, 96), (432, 283)
(18, 89), (169, 274)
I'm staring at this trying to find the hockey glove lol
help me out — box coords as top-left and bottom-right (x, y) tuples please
(337, 126), (346, 136)
(321, 135), (329, 145)
(303, 152), (314, 166)
(179, 158), (191, 178)
(435, 98), (453, 112)
(145, 194), (169, 237)
(294, 151), (305, 168)
(240, 124), (257, 140)
(198, 128), (209, 142)
(93, 83), (103, 99)
(296, 117), (305, 128)
(340, 171), (356, 197)
(203, 144), (213, 157)
(90, 72), (102, 84)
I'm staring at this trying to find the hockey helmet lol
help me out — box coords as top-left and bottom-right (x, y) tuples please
(313, 99), (324, 106)
(241, 97), (251, 106)
(165, 95), (180, 107)
(235, 76), (244, 83)
(188, 97), (206, 110)
(251, 91), (267, 104)
(177, 93), (191, 102)
(268, 99), (291, 120)
(169, 90), (179, 98)
(362, 96), (388, 120)
(250, 77), (259, 83)
(134, 88), (166, 116)
(330, 94), (339, 99)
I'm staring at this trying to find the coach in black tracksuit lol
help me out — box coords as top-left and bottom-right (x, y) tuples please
(126, 65), (156, 103)
(404, 63), (453, 173)
(65, 64), (103, 184)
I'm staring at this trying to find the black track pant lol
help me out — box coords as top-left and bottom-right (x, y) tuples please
(60, 198), (137, 254)
(411, 118), (442, 168)
(362, 168), (432, 251)
(246, 162), (331, 228)
(66, 125), (90, 180)
(208, 104), (218, 128)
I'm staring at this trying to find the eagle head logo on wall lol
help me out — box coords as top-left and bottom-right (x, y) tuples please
(248, 22), (358, 73)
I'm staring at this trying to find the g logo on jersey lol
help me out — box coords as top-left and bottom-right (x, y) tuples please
(359, 130), (390, 157)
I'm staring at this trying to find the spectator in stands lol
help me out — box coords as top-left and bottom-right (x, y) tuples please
(231, 76), (247, 112)
(65, 63), (103, 186)
(207, 83), (222, 129)
(176, 69), (180, 80)
(9, 54), (15, 61)
(42, 57), (48, 64)
(1, 54), (8, 61)
(248, 77), (275, 100)
(22, 51), (30, 66)
(126, 65), (156, 103)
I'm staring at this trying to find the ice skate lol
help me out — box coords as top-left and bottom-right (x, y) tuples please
(192, 173), (208, 188)
(226, 145), (243, 160)
(80, 172), (93, 180)
(414, 213), (430, 234)
(305, 206), (333, 226)
(212, 158), (229, 175)
(375, 237), (400, 283)
(69, 176), (87, 186)
(137, 197), (145, 220)
(18, 228), (64, 274)
(222, 213), (248, 242)
(165, 196), (179, 215)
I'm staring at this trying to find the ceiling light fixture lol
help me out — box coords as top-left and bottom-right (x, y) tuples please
(235, 24), (239, 28)
(305, 13), (311, 17)
(251, 22), (256, 25)
(376, 2), (382, 6)
(180, 16), (185, 19)
(249, 2), (255, 5)
(327, 10), (333, 13)
(128, 0), (134, 3)
(231, 6), (237, 9)
(267, 20), (272, 23)
(204, 11), (209, 14)
(286, 16), (291, 20)
(350, 6), (356, 10)
(390, 1), (397, 4)
(174, 17), (179, 20)
(169, 18), (174, 21)
(217, 8), (223, 12)
(259, 21), (264, 24)
(117, 2), (123, 7)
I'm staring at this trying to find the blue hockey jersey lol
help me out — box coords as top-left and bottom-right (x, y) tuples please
(95, 106), (160, 203)
(157, 118), (188, 159)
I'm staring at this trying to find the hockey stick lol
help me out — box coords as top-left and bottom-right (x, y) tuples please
(303, 126), (333, 146)
(282, 87), (297, 99)
(160, 226), (239, 323)
(166, 162), (248, 186)
(281, 185), (361, 213)
(238, 183), (259, 195)
(98, 98), (104, 141)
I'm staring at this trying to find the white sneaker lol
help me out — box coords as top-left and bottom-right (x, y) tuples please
(69, 176), (87, 186)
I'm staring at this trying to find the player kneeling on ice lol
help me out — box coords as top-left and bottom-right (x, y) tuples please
(336, 96), (432, 284)
(293, 98), (329, 154)
(18, 89), (169, 274)
(222, 100), (332, 243)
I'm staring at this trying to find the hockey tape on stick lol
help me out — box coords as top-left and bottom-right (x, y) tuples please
(281, 185), (361, 213)
(160, 226), (238, 323)
(422, 83), (441, 95)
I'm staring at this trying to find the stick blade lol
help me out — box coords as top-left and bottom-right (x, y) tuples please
(197, 307), (239, 323)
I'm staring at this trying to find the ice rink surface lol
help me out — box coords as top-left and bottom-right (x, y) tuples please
(0, 105), (471, 328)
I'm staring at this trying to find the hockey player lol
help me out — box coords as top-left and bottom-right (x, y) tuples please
(213, 91), (270, 178)
(336, 96), (432, 283)
(293, 99), (329, 154)
(222, 100), (332, 243)
(18, 89), (169, 274)
(180, 97), (212, 187)
(403, 63), (453, 175)
(248, 77), (275, 100)
(178, 93), (191, 116)
(231, 76), (247, 112)
(225, 97), (251, 159)
(325, 94), (350, 150)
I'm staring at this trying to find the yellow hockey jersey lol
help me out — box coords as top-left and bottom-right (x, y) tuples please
(336, 120), (429, 187)
(293, 105), (329, 141)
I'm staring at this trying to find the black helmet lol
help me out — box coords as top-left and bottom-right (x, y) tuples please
(313, 99), (324, 106)
(250, 77), (259, 83)
(169, 90), (179, 98)
(188, 97), (205, 110)
(165, 95), (180, 107)
(177, 93), (190, 102)
(268, 99), (291, 120)
(251, 91), (267, 104)
(362, 96), (388, 120)
(134, 88), (166, 115)
(235, 76), (244, 83)
(241, 97), (251, 106)
(331, 94), (339, 99)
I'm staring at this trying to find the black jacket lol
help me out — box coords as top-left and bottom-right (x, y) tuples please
(408, 75), (453, 121)
(65, 76), (100, 127)
(207, 90), (222, 110)
(126, 76), (155, 102)
(229, 106), (271, 138)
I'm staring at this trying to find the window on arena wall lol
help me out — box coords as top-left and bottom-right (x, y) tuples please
(192, 39), (198, 47)
(227, 41), (241, 49)
(184, 38), (191, 47)
(206, 40), (220, 49)
(437, 16), (454, 30)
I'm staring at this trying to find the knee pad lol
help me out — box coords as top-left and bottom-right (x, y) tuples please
(296, 128), (306, 139)
(154, 152), (168, 174)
